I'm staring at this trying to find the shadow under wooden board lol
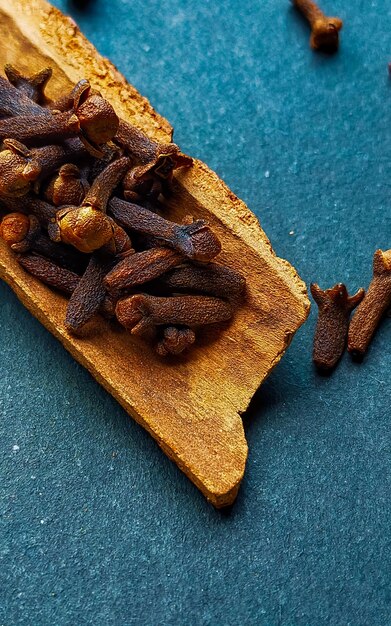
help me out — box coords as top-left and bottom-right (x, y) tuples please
(0, 0), (310, 507)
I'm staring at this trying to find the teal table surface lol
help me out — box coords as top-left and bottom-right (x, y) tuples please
(1, 1), (390, 625)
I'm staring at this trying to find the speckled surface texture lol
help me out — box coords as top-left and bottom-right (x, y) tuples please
(1, 1), (390, 625)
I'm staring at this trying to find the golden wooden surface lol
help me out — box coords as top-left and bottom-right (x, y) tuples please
(0, 0), (310, 506)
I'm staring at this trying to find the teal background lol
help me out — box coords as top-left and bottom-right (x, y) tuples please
(1, 1), (390, 624)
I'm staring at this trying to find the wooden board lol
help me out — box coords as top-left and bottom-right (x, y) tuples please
(0, 0), (310, 507)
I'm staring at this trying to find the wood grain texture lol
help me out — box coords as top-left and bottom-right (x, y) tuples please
(0, 0), (310, 506)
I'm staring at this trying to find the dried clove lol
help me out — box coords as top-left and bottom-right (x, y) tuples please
(0, 110), (81, 145)
(109, 197), (221, 262)
(160, 262), (246, 302)
(0, 138), (86, 198)
(0, 139), (40, 197)
(348, 249), (391, 360)
(0, 80), (118, 155)
(0, 75), (45, 118)
(17, 254), (80, 295)
(116, 119), (192, 169)
(0, 212), (30, 245)
(115, 294), (232, 336)
(65, 254), (109, 331)
(311, 282), (364, 372)
(291, 0), (343, 51)
(44, 163), (90, 207)
(4, 65), (52, 104)
(50, 157), (130, 253)
(0, 211), (86, 273)
(155, 326), (196, 356)
(115, 120), (191, 198)
(104, 247), (183, 293)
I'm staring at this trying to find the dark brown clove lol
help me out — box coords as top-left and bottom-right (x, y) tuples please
(0, 139), (40, 197)
(311, 282), (364, 371)
(0, 212), (30, 245)
(18, 254), (116, 322)
(0, 80), (119, 155)
(0, 109), (81, 145)
(4, 65), (52, 104)
(17, 254), (80, 295)
(52, 80), (119, 154)
(161, 262), (246, 302)
(155, 326), (196, 356)
(65, 254), (108, 331)
(116, 120), (192, 197)
(44, 163), (90, 207)
(109, 197), (221, 262)
(0, 211), (87, 273)
(348, 249), (391, 359)
(291, 0), (343, 51)
(115, 293), (232, 336)
(50, 157), (131, 253)
(104, 247), (183, 293)
(0, 75), (45, 118)
(82, 156), (130, 212)
(116, 119), (191, 168)
(49, 79), (90, 112)
(0, 138), (86, 198)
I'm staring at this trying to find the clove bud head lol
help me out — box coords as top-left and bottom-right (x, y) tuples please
(0, 140), (40, 197)
(77, 94), (119, 145)
(175, 221), (222, 262)
(311, 17), (343, 51)
(56, 205), (114, 253)
(44, 163), (89, 207)
(0, 212), (30, 244)
(156, 327), (196, 357)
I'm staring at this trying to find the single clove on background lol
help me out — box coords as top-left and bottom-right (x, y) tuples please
(291, 0), (343, 51)
(311, 282), (364, 372)
(348, 249), (391, 359)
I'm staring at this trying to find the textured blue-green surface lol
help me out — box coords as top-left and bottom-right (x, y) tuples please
(1, 1), (390, 625)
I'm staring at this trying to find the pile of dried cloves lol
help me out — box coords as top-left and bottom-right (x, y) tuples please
(0, 66), (245, 357)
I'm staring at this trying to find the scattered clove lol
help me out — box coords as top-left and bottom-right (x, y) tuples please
(0, 79), (118, 156)
(348, 249), (391, 360)
(104, 247), (183, 293)
(109, 197), (221, 262)
(4, 65), (52, 104)
(160, 263), (246, 302)
(17, 254), (80, 295)
(311, 282), (364, 372)
(44, 163), (90, 207)
(155, 326), (196, 356)
(291, 0), (343, 51)
(115, 294), (232, 337)
(0, 212), (30, 245)
(50, 157), (130, 253)
(65, 254), (109, 331)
